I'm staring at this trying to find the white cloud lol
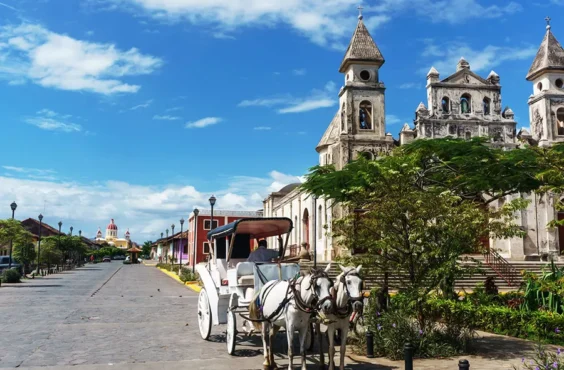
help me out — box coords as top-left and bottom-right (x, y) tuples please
(24, 109), (82, 133)
(0, 169), (303, 240)
(0, 1), (17, 11)
(92, 0), (520, 49)
(3, 166), (57, 181)
(130, 99), (153, 110)
(254, 126), (272, 130)
(293, 68), (306, 76)
(165, 106), (183, 112)
(239, 81), (337, 114)
(153, 114), (181, 121)
(386, 114), (402, 125)
(0, 23), (162, 94)
(185, 117), (222, 128)
(420, 40), (537, 75)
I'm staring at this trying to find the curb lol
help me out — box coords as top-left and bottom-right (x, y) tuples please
(156, 267), (201, 293)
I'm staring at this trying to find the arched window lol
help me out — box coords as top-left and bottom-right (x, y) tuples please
(302, 208), (310, 248)
(341, 103), (346, 132)
(359, 101), (373, 130)
(460, 93), (471, 114)
(441, 97), (450, 113)
(557, 108), (564, 136)
(359, 152), (373, 160)
(465, 131), (471, 140)
(294, 216), (298, 243)
(318, 205), (323, 239)
(483, 97), (491, 115)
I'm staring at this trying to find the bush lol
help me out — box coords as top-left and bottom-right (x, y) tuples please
(179, 267), (198, 283)
(156, 263), (173, 271)
(514, 343), (564, 369)
(428, 298), (564, 345)
(1, 268), (21, 283)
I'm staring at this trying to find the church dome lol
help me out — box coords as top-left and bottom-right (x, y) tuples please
(278, 183), (301, 194)
(107, 219), (118, 230)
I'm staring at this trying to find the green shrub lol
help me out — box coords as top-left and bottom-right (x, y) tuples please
(1, 268), (21, 283)
(428, 298), (564, 345)
(521, 261), (564, 314)
(156, 263), (173, 271)
(514, 343), (564, 369)
(179, 267), (198, 283)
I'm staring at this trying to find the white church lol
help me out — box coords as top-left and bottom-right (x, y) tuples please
(263, 14), (564, 262)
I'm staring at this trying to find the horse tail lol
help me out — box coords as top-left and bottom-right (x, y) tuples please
(248, 289), (263, 331)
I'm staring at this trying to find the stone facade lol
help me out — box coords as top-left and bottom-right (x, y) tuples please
(265, 16), (564, 261)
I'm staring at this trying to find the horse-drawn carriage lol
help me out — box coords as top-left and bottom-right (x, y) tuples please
(196, 217), (364, 370)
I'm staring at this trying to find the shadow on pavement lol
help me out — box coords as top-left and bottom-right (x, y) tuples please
(6, 284), (63, 288)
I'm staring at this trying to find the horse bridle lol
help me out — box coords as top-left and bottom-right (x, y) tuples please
(292, 269), (334, 313)
(332, 269), (364, 318)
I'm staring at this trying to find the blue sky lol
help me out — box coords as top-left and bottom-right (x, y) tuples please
(0, 0), (559, 241)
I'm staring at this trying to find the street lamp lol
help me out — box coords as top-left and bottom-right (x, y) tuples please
(70, 226), (73, 236)
(8, 201), (17, 269)
(160, 232), (163, 262)
(58, 221), (62, 269)
(36, 214), (43, 275)
(192, 208), (199, 274)
(179, 218), (184, 272)
(165, 229), (169, 263)
(171, 223), (175, 268)
(209, 196), (216, 264)
(79, 230), (82, 237)
(313, 195), (318, 268)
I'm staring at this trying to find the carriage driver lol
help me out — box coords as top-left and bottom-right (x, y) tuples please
(247, 239), (282, 263)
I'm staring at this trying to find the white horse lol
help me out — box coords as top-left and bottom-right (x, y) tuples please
(317, 265), (364, 370)
(249, 264), (334, 370)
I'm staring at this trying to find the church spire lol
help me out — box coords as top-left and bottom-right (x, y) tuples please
(339, 11), (385, 73)
(526, 16), (564, 81)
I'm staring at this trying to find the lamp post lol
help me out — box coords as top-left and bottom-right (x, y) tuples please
(171, 224), (175, 268)
(165, 229), (169, 264)
(179, 218), (184, 273)
(313, 195), (318, 268)
(70, 226), (73, 236)
(36, 214), (43, 275)
(192, 208), (199, 273)
(79, 230), (82, 237)
(160, 232), (163, 261)
(8, 201), (17, 269)
(58, 221), (62, 270)
(209, 196), (216, 264)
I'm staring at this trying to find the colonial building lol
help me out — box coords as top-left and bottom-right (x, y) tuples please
(263, 14), (564, 261)
(263, 12), (394, 260)
(95, 219), (132, 249)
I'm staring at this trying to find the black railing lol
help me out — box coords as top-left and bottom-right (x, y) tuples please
(483, 249), (519, 287)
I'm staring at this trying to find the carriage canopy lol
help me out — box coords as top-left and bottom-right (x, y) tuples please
(206, 217), (293, 240)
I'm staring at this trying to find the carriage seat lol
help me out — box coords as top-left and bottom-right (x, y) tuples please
(236, 262), (255, 286)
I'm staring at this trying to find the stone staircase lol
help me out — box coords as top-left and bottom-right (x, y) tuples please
(300, 257), (564, 292)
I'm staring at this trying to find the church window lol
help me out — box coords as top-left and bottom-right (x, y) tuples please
(460, 94), (471, 114)
(441, 97), (450, 113)
(359, 101), (373, 130)
(537, 82), (543, 92)
(360, 70), (370, 81)
(557, 79), (564, 89)
(341, 103), (346, 132)
(483, 97), (491, 115)
(465, 131), (471, 140)
(318, 205), (323, 239)
(557, 108), (564, 136)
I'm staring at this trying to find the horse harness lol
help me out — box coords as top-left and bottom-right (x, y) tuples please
(332, 270), (364, 319)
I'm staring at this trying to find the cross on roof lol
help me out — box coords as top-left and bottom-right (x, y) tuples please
(357, 5), (363, 20)
(546, 16), (552, 29)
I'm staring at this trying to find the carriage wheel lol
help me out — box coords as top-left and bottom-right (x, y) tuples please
(198, 289), (212, 340)
(306, 322), (314, 351)
(226, 310), (237, 355)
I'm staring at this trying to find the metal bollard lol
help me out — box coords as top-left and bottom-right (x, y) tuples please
(366, 331), (374, 358)
(404, 342), (414, 370)
(459, 359), (470, 370)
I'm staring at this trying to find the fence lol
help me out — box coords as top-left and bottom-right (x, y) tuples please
(366, 335), (471, 369)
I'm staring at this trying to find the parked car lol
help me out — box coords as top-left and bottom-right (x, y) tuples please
(113, 255), (125, 260)
(0, 256), (21, 273)
(102, 256), (112, 262)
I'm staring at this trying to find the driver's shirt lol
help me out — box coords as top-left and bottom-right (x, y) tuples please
(247, 247), (279, 263)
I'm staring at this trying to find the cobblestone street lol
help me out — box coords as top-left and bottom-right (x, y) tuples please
(0, 263), (371, 370)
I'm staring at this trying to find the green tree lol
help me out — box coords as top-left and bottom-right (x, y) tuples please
(37, 237), (63, 269)
(142, 241), (152, 257)
(301, 140), (535, 328)
(0, 219), (33, 256)
(13, 234), (36, 274)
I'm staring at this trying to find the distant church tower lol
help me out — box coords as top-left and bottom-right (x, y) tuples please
(527, 17), (564, 147)
(106, 219), (118, 240)
(316, 8), (394, 170)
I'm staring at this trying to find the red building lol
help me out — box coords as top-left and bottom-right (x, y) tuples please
(187, 209), (263, 267)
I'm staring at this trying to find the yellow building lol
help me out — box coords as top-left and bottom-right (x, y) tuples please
(95, 219), (131, 249)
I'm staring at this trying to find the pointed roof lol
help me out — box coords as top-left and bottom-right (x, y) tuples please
(427, 66), (439, 77)
(316, 111), (340, 152)
(526, 26), (564, 81)
(339, 17), (384, 73)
